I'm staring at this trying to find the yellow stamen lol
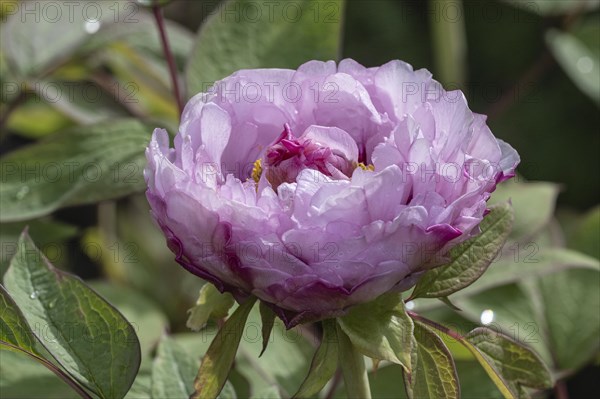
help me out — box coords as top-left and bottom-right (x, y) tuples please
(251, 159), (263, 183)
(357, 162), (375, 171)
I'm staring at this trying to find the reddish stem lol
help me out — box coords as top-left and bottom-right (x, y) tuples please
(152, 6), (184, 117)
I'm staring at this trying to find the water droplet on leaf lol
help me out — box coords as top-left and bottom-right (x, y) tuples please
(84, 20), (101, 34)
(480, 309), (494, 325)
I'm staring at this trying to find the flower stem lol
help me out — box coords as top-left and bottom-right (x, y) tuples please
(336, 323), (371, 399)
(554, 380), (570, 399)
(152, 5), (184, 117)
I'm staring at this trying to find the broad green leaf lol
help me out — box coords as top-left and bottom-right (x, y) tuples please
(33, 80), (129, 125)
(89, 281), (169, 356)
(259, 301), (275, 356)
(0, 218), (77, 275)
(414, 247), (600, 311)
(0, 284), (38, 354)
(250, 385), (281, 399)
(538, 268), (600, 371)
(451, 284), (551, 365)
(546, 17), (600, 105)
(467, 247), (599, 292)
(0, 350), (79, 399)
(410, 322), (459, 399)
(187, 283), (235, 331)
(336, 323), (371, 399)
(3, 232), (141, 399)
(1, 2), (191, 78)
(293, 319), (338, 398)
(489, 181), (559, 241)
(0, 119), (151, 222)
(1, 285), (92, 398)
(185, 0), (345, 93)
(455, 360), (504, 399)
(151, 335), (199, 399)
(191, 297), (257, 399)
(567, 206), (600, 259)
(96, 43), (179, 123)
(411, 203), (514, 299)
(337, 293), (413, 370)
(0, 1), (115, 77)
(465, 327), (552, 398)
(217, 381), (238, 399)
(331, 360), (503, 399)
(82, 12), (194, 73)
(125, 366), (152, 399)
(6, 98), (74, 139)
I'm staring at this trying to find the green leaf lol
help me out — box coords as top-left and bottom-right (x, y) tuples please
(217, 380), (238, 399)
(567, 206), (600, 259)
(336, 323), (371, 399)
(1, 218), (77, 276)
(125, 366), (152, 399)
(187, 283), (235, 332)
(0, 284), (38, 355)
(250, 385), (281, 399)
(3, 231), (141, 399)
(0, 2), (112, 77)
(33, 80), (129, 125)
(89, 281), (169, 356)
(151, 335), (199, 398)
(0, 119), (151, 222)
(489, 181), (559, 242)
(337, 293), (413, 371)
(415, 247), (600, 312)
(537, 268), (600, 371)
(464, 327), (552, 399)
(94, 43), (179, 123)
(411, 203), (514, 299)
(83, 12), (194, 73)
(293, 319), (338, 398)
(1, 285), (93, 399)
(191, 297), (257, 399)
(185, 0), (345, 93)
(409, 322), (459, 399)
(259, 301), (275, 357)
(546, 18), (600, 105)
(6, 98), (74, 139)
(450, 283), (552, 365)
(455, 360), (504, 399)
(0, 350), (79, 399)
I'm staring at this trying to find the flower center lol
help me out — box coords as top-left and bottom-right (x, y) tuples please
(253, 124), (359, 188)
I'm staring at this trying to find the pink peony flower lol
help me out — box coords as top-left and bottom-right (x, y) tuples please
(145, 59), (519, 327)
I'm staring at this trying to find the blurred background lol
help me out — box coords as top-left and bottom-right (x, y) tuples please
(1, 0), (598, 398)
